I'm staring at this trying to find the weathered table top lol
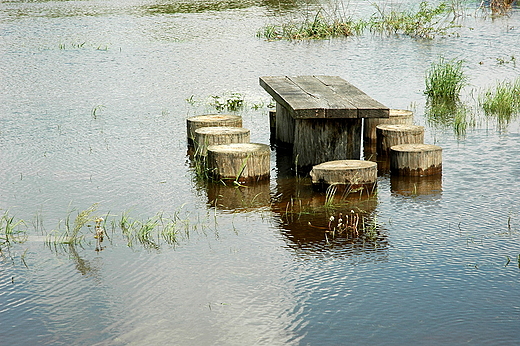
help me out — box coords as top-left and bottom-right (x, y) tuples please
(259, 75), (389, 119)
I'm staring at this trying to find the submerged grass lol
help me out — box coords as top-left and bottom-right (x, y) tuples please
(426, 98), (475, 138)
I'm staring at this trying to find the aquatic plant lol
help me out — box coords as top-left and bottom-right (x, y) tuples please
(46, 203), (99, 246)
(485, 0), (517, 15)
(479, 78), (520, 126)
(425, 98), (475, 138)
(209, 92), (244, 112)
(424, 57), (467, 100)
(0, 210), (27, 246)
(323, 210), (381, 244)
(257, 7), (357, 40)
(258, 1), (459, 40)
(368, 1), (459, 39)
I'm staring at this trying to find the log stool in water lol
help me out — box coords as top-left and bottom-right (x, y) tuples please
(207, 143), (270, 183)
(194, 126), (250, 156)
(376, 124), (424, 155)
(364, 109), (414, 143)
(186, 114), (242, 145)
(390, 144), (442, 176)
(310, 160), (377, 192)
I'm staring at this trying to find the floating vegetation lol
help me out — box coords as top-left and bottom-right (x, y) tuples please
(258, 1), (459, 40)
(367, 1), (459, 39)
(55, 41), (111, 51)
(209, 92), (244, 112)
(186, 92), (268, 113)
(479, 77), (520, 128)
(424, 57), (467, 100)
(496, 55), (516, 66)
(258, 8), (358, 40)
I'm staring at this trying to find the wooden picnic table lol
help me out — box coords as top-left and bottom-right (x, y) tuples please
(259, 75), (389, 169)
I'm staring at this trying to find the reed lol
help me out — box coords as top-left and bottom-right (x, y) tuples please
(424, 57), (467, 100)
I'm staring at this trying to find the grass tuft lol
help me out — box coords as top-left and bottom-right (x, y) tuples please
(424, 57), (467, 100)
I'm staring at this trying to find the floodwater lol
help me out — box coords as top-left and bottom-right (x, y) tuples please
(1, 0), (520, 344)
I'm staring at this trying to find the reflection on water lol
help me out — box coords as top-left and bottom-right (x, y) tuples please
(204, 179), (272, 211)
(391, 174), (442, 197)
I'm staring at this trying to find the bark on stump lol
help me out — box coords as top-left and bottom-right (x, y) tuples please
(186, 114), (242, 146)
(310, 160), (377, 192)
(194, 126), (250, 156)
(207, 143), (270, 183)
(376, 124), (424, 156)
(364, 109), (414, 143)
(390, 144), (442, 177)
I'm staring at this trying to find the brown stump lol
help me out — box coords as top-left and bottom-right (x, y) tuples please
(390, 144), (442, 176)
(207, 143), (270, 183)
(364, 109), (414, 143)
(376, 124), (424, 156)
(194, 126), (250, 156)
(186, 114), (242, 146)
(310, 160), (377, 192)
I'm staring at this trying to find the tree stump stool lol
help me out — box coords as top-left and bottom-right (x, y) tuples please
(390, 144), (442, 176)
(309, 160), (377, 192)
(364, 109), (414, 143)
(207, 143), (270, 183)
(376, 124), (424, 155)
(186, 114), (242, 146)
(194, 126), (250, 156)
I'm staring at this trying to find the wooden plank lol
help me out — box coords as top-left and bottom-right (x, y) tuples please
(314, 75), (389, 118)
(260, 75), (388, 119)
(287, 76), (357, 118)
(260, 76), (357, 118)
(259, 76), (318, 118)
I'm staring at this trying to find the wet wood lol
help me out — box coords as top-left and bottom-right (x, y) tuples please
(293, 118), (362, 169)
(310, 160), (377, 191)
(194, 126), (250, 156)
(207, 143), (270, 183)
(390, 144), (442, 176)
(259, 75), (389, 119)
(376, 124), (424, 155)
(364, 109), (414, 143)
(275, 102), (295, 144)
(259, 75), (389, 168)
(186, 114), (242, 145)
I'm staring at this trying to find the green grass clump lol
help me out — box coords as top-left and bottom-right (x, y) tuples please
(257, 8), (357, 40)
(258, 1), (458, 41)
(368, 1), (458, 39)
(480, 78), (520, 118)
(424, 57), (467, 100)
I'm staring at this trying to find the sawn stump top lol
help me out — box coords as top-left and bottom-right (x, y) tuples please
(259, 75), (389, 119)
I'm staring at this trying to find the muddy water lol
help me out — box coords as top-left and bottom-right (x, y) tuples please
(1, 0), (520, 345)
